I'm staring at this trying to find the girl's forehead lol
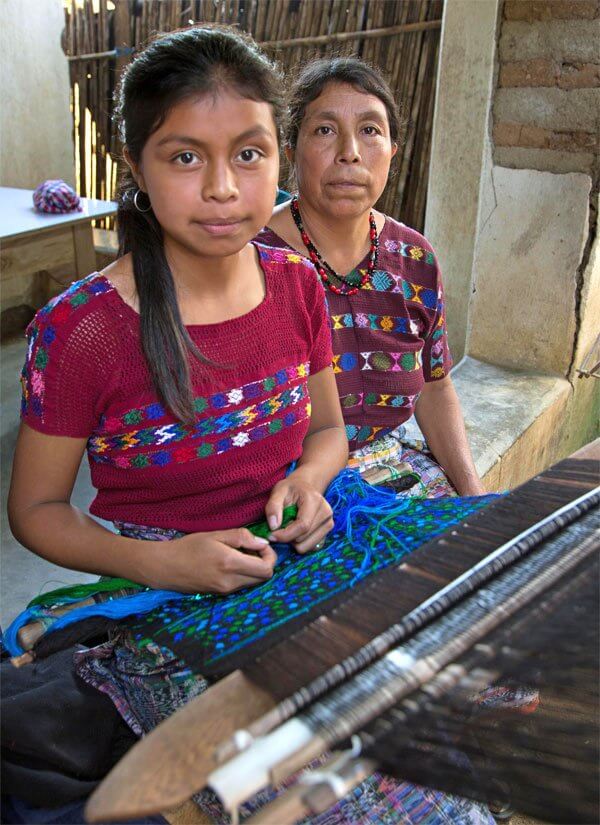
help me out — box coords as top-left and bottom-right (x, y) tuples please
(151, 90), (277, 141)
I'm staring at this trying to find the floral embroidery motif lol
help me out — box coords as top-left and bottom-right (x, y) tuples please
(89, 384), (308, 455)
(383, 239), (436, 266)
(340, 392), (418, 409)
(331, 313), (421, 335)
(99, 363), (311, 434)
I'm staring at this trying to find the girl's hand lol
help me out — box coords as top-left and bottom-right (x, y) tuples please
(265, 477), (334, 554)
(148, 529), (277, 594)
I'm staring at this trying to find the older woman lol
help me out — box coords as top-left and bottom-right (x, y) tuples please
(252, 57), (499, 825)
(259, 57), (485, 500)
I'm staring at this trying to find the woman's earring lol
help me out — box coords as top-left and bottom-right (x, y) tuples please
(133, 189), (152, 213)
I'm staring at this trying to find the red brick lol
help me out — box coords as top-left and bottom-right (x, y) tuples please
(548, 130), (598, 149)
(504, 1), (599, 21)
(519, 124), (552, 147)
(493, 120), (598, 151)
(493, 121), (524, 145)
(499, 58), (558, 86)
(500, 58), (600, 89)
(557, 61), (600, 89)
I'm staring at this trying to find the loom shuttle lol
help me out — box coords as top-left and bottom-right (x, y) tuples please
(208, 718), (320, 811)
(85, 670), (274, 822)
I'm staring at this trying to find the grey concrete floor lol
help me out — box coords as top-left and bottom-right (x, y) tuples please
(1, 334), (101, 628)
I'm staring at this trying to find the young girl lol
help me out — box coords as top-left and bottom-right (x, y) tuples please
(3, 26), (493, 825)
(4, 23), (345, 815)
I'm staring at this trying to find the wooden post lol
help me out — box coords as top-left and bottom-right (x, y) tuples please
(72, 223), (97, 277)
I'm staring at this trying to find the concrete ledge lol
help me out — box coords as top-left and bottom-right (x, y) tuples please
(453, 356), (572, 490)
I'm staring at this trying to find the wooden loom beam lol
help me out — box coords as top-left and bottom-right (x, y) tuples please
(86, 442), (599, 822)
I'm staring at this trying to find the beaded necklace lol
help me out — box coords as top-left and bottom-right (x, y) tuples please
(290, 196), (379, 296)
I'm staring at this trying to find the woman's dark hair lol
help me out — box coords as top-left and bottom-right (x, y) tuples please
(287, 57), (401, 149)
(115, 25), (285, 423)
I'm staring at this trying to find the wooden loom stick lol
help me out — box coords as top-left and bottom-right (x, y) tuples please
(86, 671), (273, 822)
(86, 447), (598, 821)
(16, 597), (96, 651)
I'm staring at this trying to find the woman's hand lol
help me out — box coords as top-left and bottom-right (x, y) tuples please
(152, 530), (278, 594)
(265, 476), (334, 554)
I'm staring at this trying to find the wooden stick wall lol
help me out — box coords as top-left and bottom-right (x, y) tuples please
(63, 0), (443, 231)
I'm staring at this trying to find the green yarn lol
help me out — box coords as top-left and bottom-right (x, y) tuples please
(247, 504), (298, 539)
(27, 577), (144, 608)
(27, 577), (142, 609)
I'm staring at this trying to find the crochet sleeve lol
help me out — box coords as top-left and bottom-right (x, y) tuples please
(20, 295), (113, 437)
(421, 256), (453, 382)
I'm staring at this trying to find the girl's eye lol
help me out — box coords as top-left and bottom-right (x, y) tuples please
(237, 148), (262, 163)
(175, 151), (199, 166)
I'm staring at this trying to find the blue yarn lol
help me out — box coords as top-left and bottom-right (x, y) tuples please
(323, 470), (412, 584)
(3, 588), (183, 657)
(3, 469), (447, 656)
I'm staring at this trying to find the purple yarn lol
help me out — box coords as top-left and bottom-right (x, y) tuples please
(33, 180), (81, 214)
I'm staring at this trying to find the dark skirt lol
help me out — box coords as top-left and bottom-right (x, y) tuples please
(1, 646), (136, 808)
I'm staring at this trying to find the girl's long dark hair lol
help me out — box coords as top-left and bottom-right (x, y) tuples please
(115, 26), (284, 423)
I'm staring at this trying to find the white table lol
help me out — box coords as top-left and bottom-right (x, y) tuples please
(0, 186), (117, 328)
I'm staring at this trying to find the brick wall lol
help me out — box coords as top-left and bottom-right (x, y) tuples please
(493, 0), (599, 177)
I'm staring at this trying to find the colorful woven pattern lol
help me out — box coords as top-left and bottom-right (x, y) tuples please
(382, 239), (436, 267)
(89, 384), (310, 469)
(195, 769), (493, 825)
(340, 392), (418, 410)
(126, 473), (494, 674)
(332, 351), (422, 374)
(32, 179), (81, 213)
(20, 274), (112, 420)
(98, 363), (310, 435)
(364, 271), (438, 310)
(331, 313), (422, 335)
(256, 220), (453, 454)
(345, 424), (390, 444)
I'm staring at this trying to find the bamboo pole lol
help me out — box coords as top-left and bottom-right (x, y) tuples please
(66, 19), (441, 63)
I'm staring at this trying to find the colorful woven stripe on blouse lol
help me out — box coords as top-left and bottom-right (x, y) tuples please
(89, 365), (311, 470)
(256, 218), (453, 453)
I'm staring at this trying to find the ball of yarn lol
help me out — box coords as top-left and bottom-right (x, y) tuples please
(33, 180), (82, 214)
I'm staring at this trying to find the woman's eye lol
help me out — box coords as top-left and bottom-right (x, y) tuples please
(316, 126), (333, 136)
(362, 126), (381, 136)
(237, 148), (262, 163)
(174, 151), (198, 166)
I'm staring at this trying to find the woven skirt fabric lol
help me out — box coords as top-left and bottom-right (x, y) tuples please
(193, 769), (493, 825)
(348, 426), (455, 500)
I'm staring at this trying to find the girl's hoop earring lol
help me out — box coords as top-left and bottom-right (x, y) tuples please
(133, 189), (152, 213)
